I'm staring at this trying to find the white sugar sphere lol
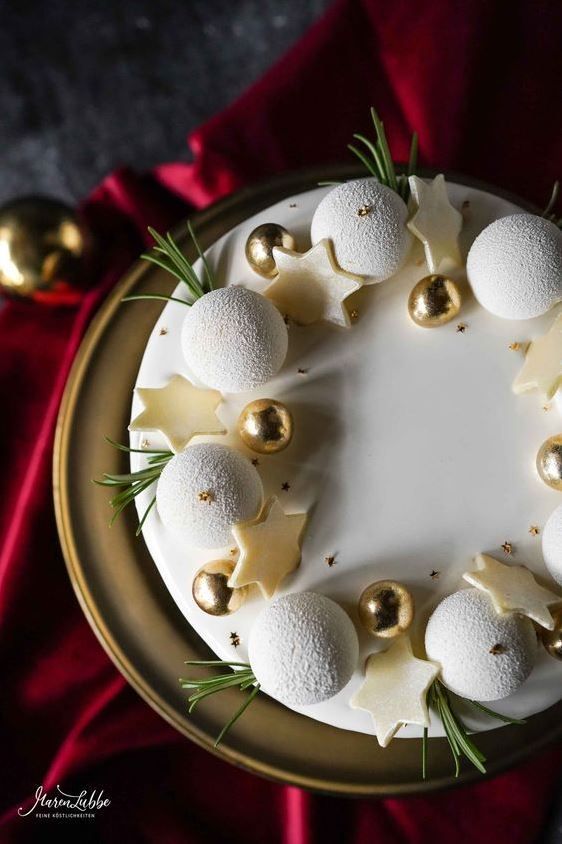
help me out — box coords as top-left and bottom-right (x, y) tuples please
(542, 503), (562, 586)
(310, 178), (411, 281)
(249, 591), (359, 706)
(156, 443), (263, 548)
(425, 589), (536, 701)
(181, 287), (288, 393)
(467, 214), (562, 319)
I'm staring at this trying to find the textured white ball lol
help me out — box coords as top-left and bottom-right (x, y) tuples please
(466, 214), (562, 319)
(181, 287), (288, 392)
(156, 443), (263, 548)
(425, 589), (536, 701)
(248, 591), (359, 706)
(542, 503), (562, 586)
(310, 178), (412, 281)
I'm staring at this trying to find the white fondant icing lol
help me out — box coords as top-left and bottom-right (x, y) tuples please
(542, 503), (562, 586)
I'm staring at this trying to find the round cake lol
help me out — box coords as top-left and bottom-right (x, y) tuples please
(126, 177), (562, 746)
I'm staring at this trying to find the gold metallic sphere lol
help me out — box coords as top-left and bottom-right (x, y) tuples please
(238, 398), (294, 454)
(407, 275), (462, 328)
(0, 196), (87, 297)
(245, 223), (296, 279)
(358, 580), (415, 638)
(537, 435), (562, 490)
(540, 608), (562, 660)
(192, 560), (248, 616)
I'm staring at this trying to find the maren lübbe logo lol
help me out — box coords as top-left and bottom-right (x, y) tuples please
(18, 785), (111, 819)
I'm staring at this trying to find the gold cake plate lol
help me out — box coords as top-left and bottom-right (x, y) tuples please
(53, 165), (562, 796)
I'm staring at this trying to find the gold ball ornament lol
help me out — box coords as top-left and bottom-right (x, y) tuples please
(0, 196), (87, 298)
(540, 608), (562, 660)
(192, 560), (248, 616)
(407, 274), (462, 328)
(238, 398), (294, 454)
(245, 223), (296, 279)
(358, 580), (415, 638)
(537, 435), (562, 490)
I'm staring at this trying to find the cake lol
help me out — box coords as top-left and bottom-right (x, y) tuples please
(99, 116), (562, 775)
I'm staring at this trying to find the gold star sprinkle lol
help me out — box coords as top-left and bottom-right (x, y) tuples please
(325, 555), (336, 567)
(230, 632), (240, 647)
(141, 439), (150, 449)
(159, 327), (168, 336)
(509, 342), (521, 351)
(357, 205), (372, 217)
(350, 309), (359, 322)
(456, 323), (467, 333)
(501, 541), (513, 556)
(230, 548), (237, 555)
(281, 481), (290, 492)
(529, 525), (540, 537)
(489, 643), (506, 655)
(198, 491), (214, 504)
(430, 570), (440, 580)
(543, 404), (552, 412)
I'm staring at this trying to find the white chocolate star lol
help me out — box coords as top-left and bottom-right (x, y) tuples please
(229, 497), (307, 599)
(463, 553), (561, 630)
(264, 239), (362, 327)
(407, 175), (463, 272)
(129, 374), (226, 453)
(513, 312), (562, 400)
(350, 637), (439, 747)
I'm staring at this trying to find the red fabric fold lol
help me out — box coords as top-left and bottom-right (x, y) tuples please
(1, 1), (561, 842)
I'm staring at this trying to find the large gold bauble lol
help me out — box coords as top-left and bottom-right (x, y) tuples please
(245, 223), (296, 279)
(537, 435), (562, 490)
(358, 580), (415, 638)
(407, 274), (462, 328)
(238, 398), (294, 454)
(540, 608), (562, 660)
(0, 196), (87, 297)
(192, 560), (248, 616)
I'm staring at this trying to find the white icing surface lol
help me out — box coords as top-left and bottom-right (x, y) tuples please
(425, 589), (537, 700)
(248, 591), (359, 706)
(131, 182), (562, 739)
(467, 214), (562, 320)
(181, 286), (288, 392)
(310, 178), (411, 280)
(542, 503), (562, 586)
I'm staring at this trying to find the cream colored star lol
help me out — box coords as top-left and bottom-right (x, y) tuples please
(407, 174), (463, 272)
(350, 637), (439, 747)
(129, 374), (226, 453)
(463, 553), (561, 630)
(264, 239), (362, 327)
(228, 497), (307, 599)
(513, 312), (562, 400)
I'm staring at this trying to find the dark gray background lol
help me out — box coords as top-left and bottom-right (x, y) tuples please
(2, 1), (562, 840)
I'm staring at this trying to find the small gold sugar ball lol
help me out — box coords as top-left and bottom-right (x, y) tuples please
(358, 580), (415, 638)
(537, 435), (562, 490)
(192, 560), (247, 616)
(0, 196), (87, 297)
(238, 398), (294, 454)
(540, 608), (562, 660)
(407, 275), (462, 328)
(245, 223), (296, 279)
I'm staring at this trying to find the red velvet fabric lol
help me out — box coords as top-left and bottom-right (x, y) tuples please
(1, 1), (562, 841)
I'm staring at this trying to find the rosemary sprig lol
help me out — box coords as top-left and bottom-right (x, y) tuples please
(423, 679), (526, 778)
(122, 223), (215, 306)
(542, 180), (562, 227)
(94, 436), (173, 535)
(179, 660), (260, 747)
(349, 107), (418, 202)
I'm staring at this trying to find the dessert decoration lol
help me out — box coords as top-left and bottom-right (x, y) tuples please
(264, 240), (362, 327)
(407, 175), (463, 272)
(466, 214), (562, 320)
(536, 434), (562, 490)
(463, 553), (560, 629)
(513, 312), (562, 400)
(540, 608), (562, 661)
(541, 502), (562, 585)
(245, 223), (296, 279)
(310, 180), (411, 281)
(229, 497), (307, 599)
(192, 560), (248, 616)
(182, 286), (288, 392)
(425, 589), (536, 700)
(407, 275), (462, 328)
(357, 580), (414, 638)
(129, 374), (226, 453)
(351, 637), (438, 747)
(156, 443), (263, 548)
(237, 398), (293, 454)
(248, 592), (359, 706)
